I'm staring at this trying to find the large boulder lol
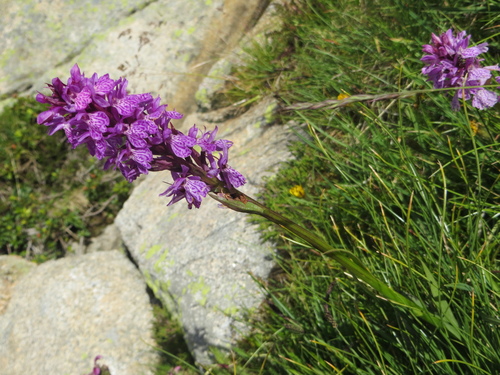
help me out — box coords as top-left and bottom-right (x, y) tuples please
(0, 251), (157, 375)
(0, 256), (37, 315)
(1, 0), (271, 115)
(115, 96), (292, 364)
(0, 0), (148, 95)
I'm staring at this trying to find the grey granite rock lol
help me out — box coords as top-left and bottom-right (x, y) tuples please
(0, 251), (157, 375)
(86, 223), (124, 254)
(194, 1), (284, 112)
(115, 96), (292, 364)
(0, 0), (149, 95)
(1, 0), (272, 115)
(0, 255), (36, 315)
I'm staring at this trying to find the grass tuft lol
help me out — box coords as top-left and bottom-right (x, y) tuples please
(218, 0), (500, 374)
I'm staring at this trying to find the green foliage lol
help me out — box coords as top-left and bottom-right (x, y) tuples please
(151, 304), (199, 375)
(0, 96), (131, 260)
(221, 0), (500, 374)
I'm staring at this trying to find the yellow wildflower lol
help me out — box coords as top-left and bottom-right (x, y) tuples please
(289, 185), (305, 198)
(337, 93), (350, 101)
(469, 120), (479, 136)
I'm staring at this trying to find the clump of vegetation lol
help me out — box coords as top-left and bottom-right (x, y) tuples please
(151, 303), (198, 374)
(0, 96), (131, 261)
(214, 0), (500, 374)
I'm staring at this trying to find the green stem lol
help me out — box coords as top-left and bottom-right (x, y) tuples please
(280, 85), (500, 112)
(209, 190), (461, 338)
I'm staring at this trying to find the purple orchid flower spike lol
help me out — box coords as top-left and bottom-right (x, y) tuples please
(421, 29), (500, 110)
(36, 64), (246, 209)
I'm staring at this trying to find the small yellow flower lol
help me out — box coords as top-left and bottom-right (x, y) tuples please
(469, 120), (479, 136)
(289, 185), (305, 198)
(337, 93), (350, 101)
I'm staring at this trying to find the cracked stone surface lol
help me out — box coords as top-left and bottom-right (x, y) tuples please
(0, 251), (157, 375)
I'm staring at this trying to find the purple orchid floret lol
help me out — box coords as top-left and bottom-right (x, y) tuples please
(160, 165), (210, 209)
(36, 64), (246, 209)
(421, 29), (500, 110)
(85, 355), (103, 375)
